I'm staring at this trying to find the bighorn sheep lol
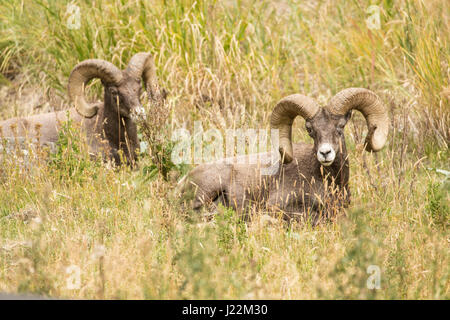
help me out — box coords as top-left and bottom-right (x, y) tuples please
(0, 52), (163, 165)
(180, 88), (389, 223)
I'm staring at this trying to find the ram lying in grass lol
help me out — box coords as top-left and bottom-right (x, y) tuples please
(180, 88), (389, 224)
(0, 53), (163, 165)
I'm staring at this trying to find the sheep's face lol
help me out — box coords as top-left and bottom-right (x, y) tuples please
(305, 108), (351, 166)
(104, 77), (145, 120)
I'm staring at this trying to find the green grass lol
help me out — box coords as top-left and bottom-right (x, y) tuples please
(0, 0), (448, 299)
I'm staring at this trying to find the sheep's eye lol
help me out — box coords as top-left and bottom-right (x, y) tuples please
(305, 122), (313, 135)
(109, 87), (118, 96)
(306, 127), (314, 137)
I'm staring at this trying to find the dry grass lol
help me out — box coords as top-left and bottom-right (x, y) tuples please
(0, 0), (448, 299)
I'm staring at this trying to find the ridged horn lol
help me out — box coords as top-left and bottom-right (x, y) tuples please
(270, 94), (321, 164)
(125, 52), (162, 101)
(327, 88), (388, 152)
(68, 59), (122, 117)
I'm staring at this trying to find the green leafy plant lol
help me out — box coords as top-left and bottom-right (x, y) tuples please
(48, 114), (99, 183)
(426, 181), (449, 229)
(216, 205), (247, 252)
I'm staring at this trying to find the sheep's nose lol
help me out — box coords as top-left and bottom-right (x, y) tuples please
(317, 143), (335, 165)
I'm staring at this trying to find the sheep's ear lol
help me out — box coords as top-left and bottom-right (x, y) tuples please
(345, 110), (352, 121)
(338, 111), (352, 128)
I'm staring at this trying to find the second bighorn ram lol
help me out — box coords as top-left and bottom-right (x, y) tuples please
(180, 88), (389, 223)
(0, 52), (163, 165)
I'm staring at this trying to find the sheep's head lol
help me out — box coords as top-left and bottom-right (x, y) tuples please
(305, 108), (351, 166)
(68, 52), (163, 119)
(270, 88), (389, 166)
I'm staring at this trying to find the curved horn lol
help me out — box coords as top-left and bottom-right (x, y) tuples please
(68, 59), (122, 117)
(270, 94), (321, 164)
(327, 88), (388, 152)
(125, 52), (162, 101)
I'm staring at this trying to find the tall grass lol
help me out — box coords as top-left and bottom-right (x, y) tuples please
(0, 0), (448, 299)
